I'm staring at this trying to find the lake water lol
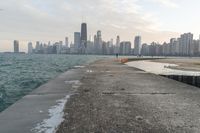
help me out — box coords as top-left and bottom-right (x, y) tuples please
(0, 54), (102, 112)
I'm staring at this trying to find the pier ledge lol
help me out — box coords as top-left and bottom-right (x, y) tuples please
(1, 59), (200, 132)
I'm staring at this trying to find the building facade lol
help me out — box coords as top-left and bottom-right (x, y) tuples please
(14, 40), (19, 53)
(28, 42), (33, 54)
(134, 36), (142, 56)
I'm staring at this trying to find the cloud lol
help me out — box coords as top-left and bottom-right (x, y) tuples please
(110, 24), (127, 30)
(152, 0), (178, 8)
(0, 0), (178, 52)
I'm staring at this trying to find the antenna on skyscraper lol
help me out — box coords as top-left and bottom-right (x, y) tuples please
(81, 12), (86, 23)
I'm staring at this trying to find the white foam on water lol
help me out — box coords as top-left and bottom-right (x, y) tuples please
(32, 95), (71, 133)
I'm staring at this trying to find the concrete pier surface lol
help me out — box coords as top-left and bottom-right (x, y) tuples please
(0, 67), (86, 133)
(1, 59), (200, 132)
(57, 59), (200, 133)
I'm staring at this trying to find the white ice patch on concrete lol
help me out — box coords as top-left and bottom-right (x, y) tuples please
(74, 65), (85, 68)
(86, 70), (93, 73)
(32, 95), (71, 133)
(39, 110), (43, 113)
(65, 80), (82, 89)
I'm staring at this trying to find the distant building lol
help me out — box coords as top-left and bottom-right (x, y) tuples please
(86, 41), (94, 54)
(174, 38), (180, 56)
(163, 42), (170, 56)
(28, 42), (33, 54)
(180, 33), (193, 56)
(141, 43), (149, 56)
(94, 30), (102, 54)
(134, 36), (142, 56)
(14, 40), (19, 53)
(35, 41), (40, 53)
(65, 37), (69, 48)
(120, 41), (131, 55)
(81, 23), (87, 50)
(193, 40), (200, 56)
(94, 35), (97, 53)
(170, 38), (176, 55)
(55, 41), (62, 54)
(115, 35), (120, 54)
(74, 32), (81, 53)
(97, 31), (102, 54)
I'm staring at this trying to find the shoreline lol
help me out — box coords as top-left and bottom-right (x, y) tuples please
(0, 62), (90, 133)
(1, 58), (200, 132)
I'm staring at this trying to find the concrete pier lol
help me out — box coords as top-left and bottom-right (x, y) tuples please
(0, 67), (85, 133)
(57, 60), (200, 133)
(1, 59), (200, 132)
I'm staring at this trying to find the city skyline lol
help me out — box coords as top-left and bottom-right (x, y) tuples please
(9, 22), (200, 57)
(1, 0), (200, 52)
(14, 22), (200, 57)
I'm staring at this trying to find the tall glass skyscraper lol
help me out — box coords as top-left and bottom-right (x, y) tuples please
(81, 23), (87, 48)
(74, 32), (81, 51)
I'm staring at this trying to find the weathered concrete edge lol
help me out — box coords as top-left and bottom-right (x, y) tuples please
(0, 66), (87, 133)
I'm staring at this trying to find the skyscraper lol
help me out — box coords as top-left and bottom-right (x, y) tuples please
(14, 40), (19, 53)
(65, 37), (69, 48)
(28, 42), (33, 54)
(74, 32), (81, 53)
(180, 33), (193, 56)
(96, 30), (102, 54)
(134, 36), (142, 56)
(81, 23), (87, 48)
(116, 36), (120, 47)
(120, 41), (132, 55)
(115, 35), (120, 54)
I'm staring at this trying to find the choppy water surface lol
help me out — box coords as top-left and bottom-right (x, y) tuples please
(126, 60), (200, 76)
(0, 54), (102, 112)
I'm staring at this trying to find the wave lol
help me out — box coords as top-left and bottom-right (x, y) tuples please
(0, 54), (101, 112)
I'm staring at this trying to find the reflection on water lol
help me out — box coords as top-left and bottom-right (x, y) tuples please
(126, 61), (200, 76)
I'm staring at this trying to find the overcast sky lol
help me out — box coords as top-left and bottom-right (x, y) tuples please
(0, 0), (200, 52)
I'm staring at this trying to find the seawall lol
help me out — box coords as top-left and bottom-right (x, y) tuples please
(0, 65), (86, 133)
(1, 59), (200, 132)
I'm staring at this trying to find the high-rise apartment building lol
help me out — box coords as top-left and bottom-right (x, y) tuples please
(65, 37), (69, 48)
(134, 36), (142, 56)
(28, 42), (33, 54)
(14, 40), (19, 53)
(180, 33), (193, 56)
(120, 41), (131, 55)
(74, 32), (81, 53)
(96, 30), (102, 54)
(115, 35), (120, 54)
